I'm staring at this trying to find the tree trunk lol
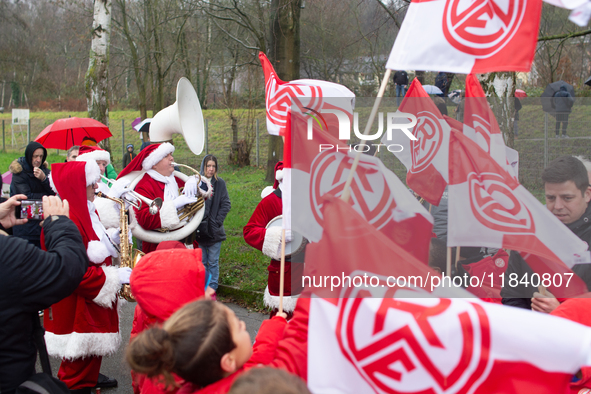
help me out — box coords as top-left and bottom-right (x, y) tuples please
(86, 0), (112, 152)
(415, 70), (425, 84)
(266, 0), (301, 182)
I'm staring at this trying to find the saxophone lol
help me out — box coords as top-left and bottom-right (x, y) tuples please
(97, 192), (143, 302)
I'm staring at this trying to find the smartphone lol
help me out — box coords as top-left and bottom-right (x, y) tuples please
(15, 199), (44, 220)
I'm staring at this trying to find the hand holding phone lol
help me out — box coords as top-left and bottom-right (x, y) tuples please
(15, 199), (44, 221)
(0, 194), (28, 229)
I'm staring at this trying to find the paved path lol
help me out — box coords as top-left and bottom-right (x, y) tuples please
(40, 301), (267, 393)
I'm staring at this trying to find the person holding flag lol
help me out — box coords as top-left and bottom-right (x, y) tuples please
(501, 156), (591, 312)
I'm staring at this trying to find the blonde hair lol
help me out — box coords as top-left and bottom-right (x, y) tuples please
(126, 300), (236, 388)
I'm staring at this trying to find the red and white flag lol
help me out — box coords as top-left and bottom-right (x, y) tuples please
(386, 0), (543, 73)
(381, 79), (449, 206)
(464, 74), (514, 176)
(260, 52), (354, 137)
(308, 295), (591, 394)
(290, 112), (434, 264)
(447, 129), (590, 296)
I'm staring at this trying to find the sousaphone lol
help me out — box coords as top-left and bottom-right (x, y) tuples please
(120, 77), (206, 243)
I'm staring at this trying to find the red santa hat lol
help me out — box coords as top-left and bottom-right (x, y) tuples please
(49, 161), (109, 264)
(130, 246), (205, 322)
(117, 142), (175, 179)
(76, 145), (111, 165)
(273, 161), (284, 189)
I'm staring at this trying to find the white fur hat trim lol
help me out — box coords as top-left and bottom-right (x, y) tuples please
(142, 143), (175, 171)
(87, 240), (111, 264)
(85, 160), (101, 186)
(49, 174), (58, 194)
(76, 150), (111, 165)
(276, 169), (284, 182)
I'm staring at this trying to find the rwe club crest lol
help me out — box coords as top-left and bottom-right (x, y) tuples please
(468, 172), (535, 233)
(336, 290), (491, 393)
(410, 111), (443, 174)
(442, 0), (527, 58)
(310, 151), (396, 230)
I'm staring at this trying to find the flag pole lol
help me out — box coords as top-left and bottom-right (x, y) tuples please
(455, 246), (461, 270)
(341, 68), (392, 203)
(279, 228), (286, 315)
(446, 247), (452, 277)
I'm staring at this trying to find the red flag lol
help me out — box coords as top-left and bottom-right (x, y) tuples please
(386, 0), (543, 73)
(260, 52), (354, 137)
(381, 79), (450, 206)
(447, 129), (590, 297)
(291, 112), (434, 264)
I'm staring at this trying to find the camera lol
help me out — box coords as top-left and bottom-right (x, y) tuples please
(15, 200), (44, 221)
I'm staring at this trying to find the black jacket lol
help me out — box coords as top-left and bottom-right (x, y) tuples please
(122, 150), (137, 169)
(394, 71), (408, 85)
(553, 86), (574, 114)
(0, 216), (88, 394)
(501, 204), (591, 309)
(195, 158), (231, 246)
(9, 142), (54, 242)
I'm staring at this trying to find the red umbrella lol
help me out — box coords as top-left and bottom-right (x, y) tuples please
(35, 117), (112, 150)
(515, 89), (527, 98)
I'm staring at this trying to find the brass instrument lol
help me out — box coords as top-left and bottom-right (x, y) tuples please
(173, 162), (205, 222)
(97, 192), (143, 302)
(100, 175), (163, 215)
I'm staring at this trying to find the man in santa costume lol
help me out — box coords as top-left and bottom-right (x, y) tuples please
(75, 144), (133, 230)
(116, 142), (211, 254)
(244, 161), (303, 316)
(43, 160), (132, 394)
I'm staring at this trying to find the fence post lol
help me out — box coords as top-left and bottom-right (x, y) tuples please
(2, 119), (4, 152)
(122, 119), (125, 162)
(256, 118), (259, 167)
(544, 112), (548, 168)
(205, 119), (208, 155)
(27, 119), (30, 143)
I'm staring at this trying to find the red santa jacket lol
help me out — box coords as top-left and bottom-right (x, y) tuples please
(243, 190), (302, 312)
(133, 173), (185, 254)
(42, 209), (121, 360)
(177, 298), (310, 394)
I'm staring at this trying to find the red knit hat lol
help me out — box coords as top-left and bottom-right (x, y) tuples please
(49, 161), (110, 264)
(130, 247), (205, 322)
(273, 160), (284, 189)
(76, 145), (111, 165)
(117, 142), (175, 180)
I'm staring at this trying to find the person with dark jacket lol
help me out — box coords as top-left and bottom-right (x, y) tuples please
(501, 156), (591, 312)
(122, 144), (136, 169)
(553, 85), (575, 138)
(195, 155), (231, 298)
(0, 195), (88, 394)
(9, 141), (55, 247)
(393, 70), (409, 106)
(434, 72), (448, 97)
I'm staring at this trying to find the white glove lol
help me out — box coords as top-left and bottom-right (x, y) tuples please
(120, 190), (138, 208)
(107, 178), (131, 199)
(284, 229), (293, 243)
(118, 267), (132, 284)
(106, 227), (120, 245)
(173, 195), (198, 209)
(183, 176), (199, 198)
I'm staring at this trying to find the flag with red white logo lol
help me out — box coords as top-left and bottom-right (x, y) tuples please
(386, 0), (542, 73)
(381, 79), (450, 206)
(290, 112), (434, 264)
(260, 52), (355, 137)
(464, 74), (515, 177)
(447, 129), (590, 297)
(307, 295), (591, 394)
(302, 195), (591, 394)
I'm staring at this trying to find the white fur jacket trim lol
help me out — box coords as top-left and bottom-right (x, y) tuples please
(262, 226), (283, 260)
(160, 200), (180, 229)
(92, 265), (120, 309)
(263, 286), (298, 313)
(94, 197), (120, 229)
(45, 331), (121, 361)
